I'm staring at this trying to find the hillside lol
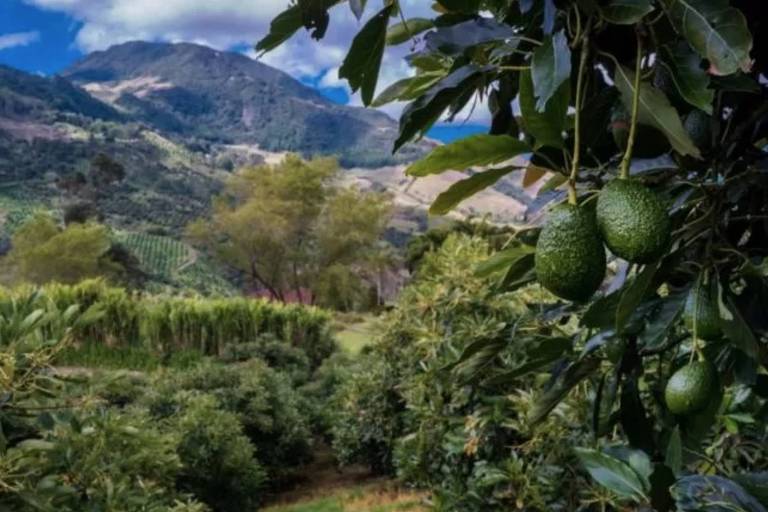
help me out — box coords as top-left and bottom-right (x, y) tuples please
(63, 41), (432, 168)
(0, 41), (533, 292)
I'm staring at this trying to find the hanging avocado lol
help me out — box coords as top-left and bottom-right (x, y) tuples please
(665, 360), (719, 416)
(535, 204), (606, 302)
(596, 180), (671, 263)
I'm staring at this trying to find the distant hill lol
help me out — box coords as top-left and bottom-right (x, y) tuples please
(63, 41), (431, 168)
(0, 41), (534, 292)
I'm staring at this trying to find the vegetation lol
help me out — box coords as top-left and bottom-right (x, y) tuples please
(0, 286), (345, 511)
(1, 279), (336, 365)
(187, 155), (393, 310)
(1, 212), (124, 285)
(262, 0), (768, 510)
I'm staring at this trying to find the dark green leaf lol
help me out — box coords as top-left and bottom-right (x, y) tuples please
(672, 475), (767, 512)
(614, 64), (701, 157)
(430, 166), (523, 214)
(520, 69), (569, 149)
(386, 18), (435, 45)
(407, 134), (529, 176)
(659, 43), (714, 114)
(395, 65), (490, 151)
(372, 72), (444, 107)
(530, 357), (600, 424)
(593, 369), (621, 436)
(425, 18), (517, 56)
(255, 6), (303, 53)
(665, 426), (682, 476)
(443, 338), (505, 372)
(575, 447), (650, 501)
(582, 292), (621, 328)
(637, 291), (686, 351)
(717, 284), (759, 360)
(601, 0), (654, 23)
(486, 336), (572, 385)
(650, 464), (677, 512)
(663, 0), (753, 76)
(620, 375), (655, 453)
(616, 262), (661, 334)
(538, 173), (567, 193)
(476, 244), (535, 278)
(733, 473), (768, 507)
(531, 31), (571, 112)
(339, 5), (394, 106)
(499, 253), (537, 291)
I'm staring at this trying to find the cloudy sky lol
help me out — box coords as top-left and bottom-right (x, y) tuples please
(0, 0), (489, 141)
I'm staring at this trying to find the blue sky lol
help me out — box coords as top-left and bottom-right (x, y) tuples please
(0, 0), (488, 143)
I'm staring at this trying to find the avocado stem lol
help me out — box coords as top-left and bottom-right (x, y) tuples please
(568, 20), (592, 205)
(619, 30), (643, 180)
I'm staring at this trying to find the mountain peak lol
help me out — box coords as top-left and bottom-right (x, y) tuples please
(62, 40), (426, 167)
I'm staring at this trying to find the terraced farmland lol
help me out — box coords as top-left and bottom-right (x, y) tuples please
(116, 231), (191, 276)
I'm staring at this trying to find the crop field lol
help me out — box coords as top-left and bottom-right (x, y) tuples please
(116, 231), (191, 276)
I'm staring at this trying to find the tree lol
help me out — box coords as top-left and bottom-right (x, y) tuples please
(187, 155), (392, 307)
(260, 1), (768, 509)
(3, 212), (121, 284)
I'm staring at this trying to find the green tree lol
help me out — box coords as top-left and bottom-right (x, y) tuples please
(261, 1), (768, 509)
(187, 155), (392, 308)
(3, 212), (120, 284)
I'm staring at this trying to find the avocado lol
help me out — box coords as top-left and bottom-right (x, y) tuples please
(535, 203), (606, 302)
(683, 279), (722, 340)
(596, 180), (671, 263)
(664, 360), (718, 416)
(684, 110), (712, 151)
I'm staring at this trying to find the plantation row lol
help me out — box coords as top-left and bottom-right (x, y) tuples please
(116, 231), (191, 276)
(0, 279), (335, 366)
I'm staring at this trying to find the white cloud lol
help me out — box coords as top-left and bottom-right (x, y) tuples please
(21, 0), (490, 125)
(0, 31), (41, 51)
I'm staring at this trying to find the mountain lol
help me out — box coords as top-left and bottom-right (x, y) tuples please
(0, 41), (530, 291)
(63, 41), (430, 168)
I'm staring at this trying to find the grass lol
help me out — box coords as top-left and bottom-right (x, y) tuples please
(263, 482), (426, 512)
(57, 342), (204, 371)
(334, 315), (378, 355)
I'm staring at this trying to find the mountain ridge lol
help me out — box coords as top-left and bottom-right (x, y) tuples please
(62, 41), (432, 168)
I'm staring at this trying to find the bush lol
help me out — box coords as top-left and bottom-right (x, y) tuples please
(172, 393), (267, 512)
(144, 360), (313, 479)
(329, 235), (591, 509)
(0, 407), (201, 511)
(218, 333), (311, 384)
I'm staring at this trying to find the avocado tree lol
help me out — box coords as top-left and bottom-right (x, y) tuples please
(259, 0), (767, 509)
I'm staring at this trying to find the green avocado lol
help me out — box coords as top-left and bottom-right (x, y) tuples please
(535, 203), (606, 302)
(684, 110), (712, 151)
(596, 180), (671, 264)
(664, 360), (718, 416)
(683, 280), (722, 341)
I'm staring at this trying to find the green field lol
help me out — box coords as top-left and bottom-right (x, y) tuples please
(335, 315), (378, 354)
(116, 230), (237, 295)
(264, 483), (425, 512)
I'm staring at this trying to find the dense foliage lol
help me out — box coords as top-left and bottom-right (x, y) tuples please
(0, 279), (336, 366)
(263, 0), (768, 509)
(187, 155), (394, 310)
(0, 287), (341, 511)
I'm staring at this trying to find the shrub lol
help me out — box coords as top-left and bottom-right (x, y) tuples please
(329, 235), (591, 509)
(172, 393), (267, 512)
(144, 360), (313, 479)
(218, 334), (311, 384)
(0, 407), (199, 511)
